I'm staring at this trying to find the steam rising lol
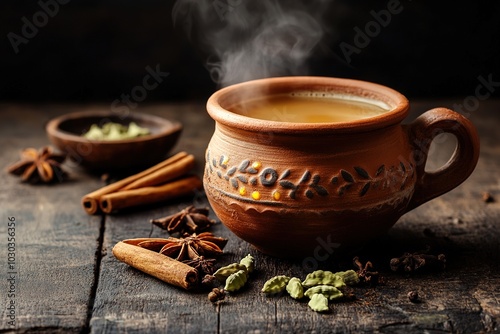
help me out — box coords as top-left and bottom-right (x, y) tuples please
(173, 0), (329, 87)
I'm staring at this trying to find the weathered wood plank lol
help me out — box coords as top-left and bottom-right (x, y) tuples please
(0, 105), (103, 332)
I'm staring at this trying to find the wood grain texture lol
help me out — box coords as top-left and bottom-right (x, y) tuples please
(0, 105), (103, 332)
(0, 101), (499, 333)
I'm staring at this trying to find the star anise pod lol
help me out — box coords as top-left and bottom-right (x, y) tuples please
(7, 146), (67, 184)
(132, 233), (228, 262)
(182, 256), (217, 275)
(160, 232), (228, 261)
(151, 205), (216, 234)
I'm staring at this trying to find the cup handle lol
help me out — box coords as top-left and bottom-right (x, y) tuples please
(405, 108), (480, 211)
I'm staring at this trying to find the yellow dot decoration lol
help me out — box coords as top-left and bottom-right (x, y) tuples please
(252, 161), (262, 170)
(272, 190), (281, 201)
(251, 191), (261, 200)
(221, 156), (229, 165)
(239, 186), (247, 196)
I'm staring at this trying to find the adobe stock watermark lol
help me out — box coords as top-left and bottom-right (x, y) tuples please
(255, 106), (298, 145)
(452, 73), (500, 119)
(110, 64), (170, 118)
(299, 234), (341, 272)
(7, 0), (71, 54)
(393, 73), (499, 188)
(212, 0), (243, 21)
(62, 64), (169, 169)
(6, 217), (17, 328)
(338, 0), (405, 64)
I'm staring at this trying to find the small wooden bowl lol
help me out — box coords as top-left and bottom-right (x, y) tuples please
(46, 111), (182, 172)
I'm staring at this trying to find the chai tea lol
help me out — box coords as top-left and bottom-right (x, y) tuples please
(230, 93), (390, 123)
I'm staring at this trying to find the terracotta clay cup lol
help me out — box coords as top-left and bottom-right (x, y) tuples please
(204, 76), (480, 258)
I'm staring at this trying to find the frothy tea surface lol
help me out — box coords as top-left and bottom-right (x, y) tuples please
(229, 93), (390, 123)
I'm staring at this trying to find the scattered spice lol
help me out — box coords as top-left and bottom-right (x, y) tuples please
(239, 254), (255, 273)
(83, 122), (150, 140)
(304, 285), (343, 300)
(123, 232), (227, 261)
(7, 146), (67, 184)
(302, 270), (346, 288)
(151, 205), (215, 235)
(262, 269), (359, 313)
(286, 277), (304, 299)
(201, 274), (218, 288)
(262, 276), (290, 294)
(162, 232), (227, 261)
(308, 293), (330, 312)
(224, 270), (248, 292)
(212, 254), (254, 294)
(214, 263), (248, 282)
(134, 232), (228, 262)
(115, 233), (228, 290)
(182, 256), (216, 276)
(390, 252), (446, 273)
(450, 217), (463, 224)
(407, 290), (419, 303)
(482, 192), (495, 203)
(208, 288), (226, 303)
(353, 256), (380, 286)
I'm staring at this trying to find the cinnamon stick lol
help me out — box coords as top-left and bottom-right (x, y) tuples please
(81, 152), (189, 214)
(113, 241), (198, 290)
(99, 175), (203, 213)
(121, 154), (195, 190)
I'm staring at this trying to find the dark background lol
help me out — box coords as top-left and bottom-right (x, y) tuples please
(1, 0), (500, 103)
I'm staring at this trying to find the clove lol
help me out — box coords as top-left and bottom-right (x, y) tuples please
(390, 252), (446, 273)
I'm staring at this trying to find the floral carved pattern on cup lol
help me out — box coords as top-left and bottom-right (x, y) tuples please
(206, 150), (415, 202)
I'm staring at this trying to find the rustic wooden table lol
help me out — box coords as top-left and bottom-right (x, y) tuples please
(1, 100), (499, 333)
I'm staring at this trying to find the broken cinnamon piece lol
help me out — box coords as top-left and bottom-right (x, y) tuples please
(113, 241), (199, 290)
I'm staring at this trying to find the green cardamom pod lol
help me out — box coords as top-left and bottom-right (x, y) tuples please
(336, 269), (360, 286)
(214, 263), (248, 282)
(261, 275), (290, 294)
(239, 254), (255, 273)
(286, 277), (304, 299)
(302, 270), (346, 288)
(224, 269), (248, 292)
(304, 285), (343, 300)
(308, 293), (329, 312)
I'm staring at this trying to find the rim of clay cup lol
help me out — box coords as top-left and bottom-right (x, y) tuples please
(206, 76), (409, 134)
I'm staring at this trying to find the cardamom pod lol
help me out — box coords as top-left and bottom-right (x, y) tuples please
(336, 269), (360, 286)
(224, 269), (248, 292)
(302, 270), (346, 288)
(286, 277), (304, 299)
(239, 254), (255, 273)
(308, 293), (329, 312)
(304, 285), (343, 300)
(261, 275), (290, 294)
(214, 263), (248, 282)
